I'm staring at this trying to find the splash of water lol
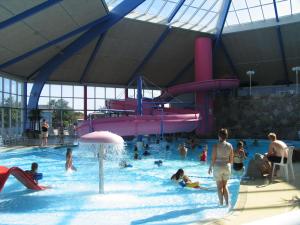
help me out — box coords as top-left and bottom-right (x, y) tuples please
(79, 142), (125, 161)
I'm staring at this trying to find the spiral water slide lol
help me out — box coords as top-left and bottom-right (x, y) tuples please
(77, 37), (239, 137)
(77, 78), (238, 137)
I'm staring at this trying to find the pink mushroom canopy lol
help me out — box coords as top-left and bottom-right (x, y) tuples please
(79, 131), (124, 144)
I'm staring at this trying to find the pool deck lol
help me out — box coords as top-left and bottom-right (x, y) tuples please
(201, 163), (300, 225)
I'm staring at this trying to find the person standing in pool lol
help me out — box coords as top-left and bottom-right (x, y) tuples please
(178, 143), (188, 159)
(66, 148), (77, 171)
(208, 128), (233, 206)
(133, 145), (139, 160)
(200, 145), (208, 162)
(233, 141), (246, 171)
(41, 119), (49, 147)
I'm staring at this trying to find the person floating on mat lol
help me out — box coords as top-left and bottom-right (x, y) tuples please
(171, 168), (207, 189)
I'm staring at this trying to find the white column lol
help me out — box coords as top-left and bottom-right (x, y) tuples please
(98, 144), (104, 194)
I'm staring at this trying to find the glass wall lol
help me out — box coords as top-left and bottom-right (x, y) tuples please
(26, 83), (161, 130)
(0, 76), (162, 137)
(0, 75), (23, 137)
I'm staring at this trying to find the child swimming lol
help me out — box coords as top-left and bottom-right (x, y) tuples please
(66, 148), (77, 171)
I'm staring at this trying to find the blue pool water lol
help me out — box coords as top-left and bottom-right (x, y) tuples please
(0, 139), (299, 225)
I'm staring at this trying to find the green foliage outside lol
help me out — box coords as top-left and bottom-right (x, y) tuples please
(48, 99), (83, 128)
(2, 96), (22, 128)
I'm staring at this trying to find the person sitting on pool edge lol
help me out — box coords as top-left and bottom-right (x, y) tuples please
(233, 141), (247, 171)
(171, 168), (207, 189)
(66, 148), (77, 171)
(25, 162), (42, 184)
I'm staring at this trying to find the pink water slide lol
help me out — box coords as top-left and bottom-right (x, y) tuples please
(78, 37), (239, 137)
(78, 112), (200, 137)
(159, 79), (239, 100)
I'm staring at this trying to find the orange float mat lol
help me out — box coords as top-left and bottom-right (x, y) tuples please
(0, 166), (46, 192)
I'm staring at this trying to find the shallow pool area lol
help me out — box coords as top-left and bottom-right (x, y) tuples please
(1, 139), (298, 225)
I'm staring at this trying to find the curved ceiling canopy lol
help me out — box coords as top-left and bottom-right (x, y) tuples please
(106, 0), (300, 33)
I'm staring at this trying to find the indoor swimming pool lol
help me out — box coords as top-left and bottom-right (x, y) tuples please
(0, 139), (298, 225)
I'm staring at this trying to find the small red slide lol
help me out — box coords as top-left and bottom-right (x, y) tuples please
(0, 166), (46, 192)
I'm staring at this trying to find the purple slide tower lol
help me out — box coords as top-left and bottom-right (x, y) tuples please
(195, 37), (214, 135)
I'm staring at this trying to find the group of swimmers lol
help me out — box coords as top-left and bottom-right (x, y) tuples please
(28, 130), (285, 208)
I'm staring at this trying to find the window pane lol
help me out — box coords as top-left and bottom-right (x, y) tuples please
(11, 94), (17, 107)
(41, 84), (50, 96)
(249, 6), (264, 22)
(87, 86), (95, 98)
(246, 0), (261, 8)
(277, 0), (291, 17)
(262, 4), (276, 19)
(74, 98), (84, 110)
(39, 97), (50, 108)
(3, 108), (9, 128)
(116, 88), (125, 99)
(96, 87), (105, 98)
(106, 87), (115, 99)
(87, 99), (95, 110)
(11, 80), (17, 94)
(144, 89), (152, 98)
(96, 99), (106, 109)
(0, 77), (2, 92)
(27, 83), (33, 96)
(4, 78), (10, 93)
(3, 93), (11, 106)
(17, 82), (22, 96)
(61, 98), (73, 109)
(128, 88), (135, 98)
(153, 90), (161, 98)
(74, 86), (83, 98)
(227, 11), (239, 25)
(0, 108), (2, 133)
(62, 85), (73, 97)
(18, 95), (22, 108)
(0, 92), (3, 106)
(232, 0), (247, 9)
(11, 108), (18, 127)
(291, 0), (300, 14)
(49, 97), (60, 109)
(148, 0), (165, 15)
(50, 84), (61, 97)
(180, 7), (197, 24)
(236, 9), (251, 23)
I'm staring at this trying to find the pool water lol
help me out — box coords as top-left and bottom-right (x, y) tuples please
(0, 139), (298, 225)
